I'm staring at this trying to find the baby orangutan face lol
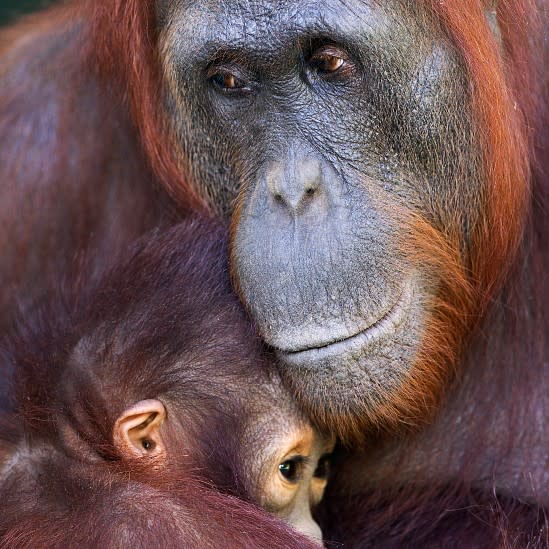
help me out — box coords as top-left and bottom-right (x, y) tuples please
(237, 373), (336, 542)
(113, 386), (334, 543)
(250, 417), (335, 542)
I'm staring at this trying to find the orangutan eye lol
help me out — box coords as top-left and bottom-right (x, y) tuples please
(208, 67), (251, 94)
(313, 454), (332, 479)
(279, 457), (304, 483)
(309, 46), (355, 79)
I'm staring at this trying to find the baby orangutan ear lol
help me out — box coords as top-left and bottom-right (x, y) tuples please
(113, 399), (167, 464)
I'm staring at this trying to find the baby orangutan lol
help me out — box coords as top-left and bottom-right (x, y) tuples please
(0, 218), (333, 547)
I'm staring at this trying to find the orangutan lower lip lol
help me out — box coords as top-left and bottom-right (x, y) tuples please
(276, 284), (411, 363)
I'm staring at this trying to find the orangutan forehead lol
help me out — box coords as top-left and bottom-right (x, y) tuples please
(160, 0), (436, 59)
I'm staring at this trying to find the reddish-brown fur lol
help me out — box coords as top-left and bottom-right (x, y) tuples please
(317, 0), (549, 539)
(0, 473), (315, 549)
(0, 218), (318, 548)
(313, 3), (548, 545)
(0, 3), (179, 334)
(369, 0), (546, 429)
(84, 1), (207, 209)
(0, 0), (547, 546)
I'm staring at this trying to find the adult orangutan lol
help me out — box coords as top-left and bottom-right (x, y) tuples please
(0, 0), (547, 546)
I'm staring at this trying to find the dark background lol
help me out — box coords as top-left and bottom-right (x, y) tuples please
(0, 1), (54, 26)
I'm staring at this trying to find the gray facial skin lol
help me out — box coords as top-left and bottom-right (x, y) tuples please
(159, 0), (479, 428)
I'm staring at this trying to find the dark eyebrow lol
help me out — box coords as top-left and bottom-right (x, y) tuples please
(189, 29), (368, 75)
(166, 4), (382, 74)
(200, 44), (255, 66)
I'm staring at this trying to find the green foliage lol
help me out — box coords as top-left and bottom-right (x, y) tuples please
(0, 0), (54, 25)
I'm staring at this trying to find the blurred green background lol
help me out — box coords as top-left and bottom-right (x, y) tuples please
(0, 1), (55, 26)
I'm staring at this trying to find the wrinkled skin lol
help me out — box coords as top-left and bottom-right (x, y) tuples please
(159, 0), (478, 425)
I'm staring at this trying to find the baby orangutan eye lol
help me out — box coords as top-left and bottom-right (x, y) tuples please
(313, 453), (331, 480)
(278, 456), (305, 483)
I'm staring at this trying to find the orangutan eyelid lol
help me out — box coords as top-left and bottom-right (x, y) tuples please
(206, 65), (252, 94)
(309, 45), (355, 77)
(278, 455), (312, 484)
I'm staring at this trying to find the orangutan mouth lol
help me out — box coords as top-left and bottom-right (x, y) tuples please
(276, 284), (412, 365)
